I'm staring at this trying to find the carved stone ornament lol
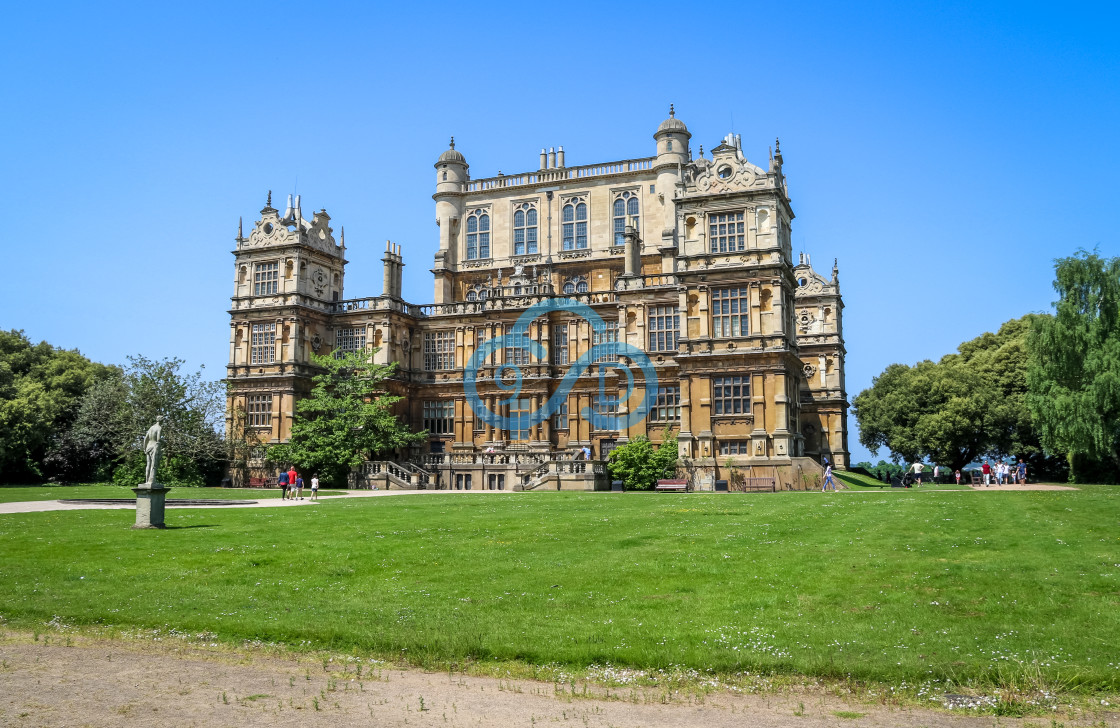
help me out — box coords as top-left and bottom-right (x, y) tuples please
(311, 334), (322, 352)
(803, 363), (816, 378)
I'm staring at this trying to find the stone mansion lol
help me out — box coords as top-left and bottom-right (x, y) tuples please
(225, 109), (849, 490)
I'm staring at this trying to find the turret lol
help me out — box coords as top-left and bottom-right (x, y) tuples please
(433, 137), (468, 303)
(653, 104), (691, 247)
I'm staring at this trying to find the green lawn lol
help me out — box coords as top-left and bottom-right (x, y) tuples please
(0, 485), (345, 503)
(0, 487), (1117, 701)
(835, 470), (972, 491)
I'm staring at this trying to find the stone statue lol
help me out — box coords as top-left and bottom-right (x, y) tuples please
(143, 416), (163, 485)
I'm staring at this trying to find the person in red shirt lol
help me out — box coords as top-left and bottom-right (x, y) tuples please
(287, 467), (298, 498)
(981, 460), (991, 486)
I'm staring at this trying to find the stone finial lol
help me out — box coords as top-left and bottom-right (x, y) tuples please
(698, 145), (703, 158)
(669, 103), (675, 118)
(267, 190), (272, 207)
(340, 226), (346, 248)
(832, 258), (839, 283)
(449, 136), (455, 149)
(775, 137), (781, 154)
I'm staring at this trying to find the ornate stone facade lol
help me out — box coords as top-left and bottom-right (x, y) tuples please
(226, 110), (849, 489)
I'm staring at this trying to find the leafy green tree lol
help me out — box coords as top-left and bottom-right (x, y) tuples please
(853, 316), (1047, 472)
(268, 349), (425, 487)
(1028, 250), (1120, 482)
(58, 356), (226, 486)
(0, 330), (111, 482)
(607, 430), (678, 491)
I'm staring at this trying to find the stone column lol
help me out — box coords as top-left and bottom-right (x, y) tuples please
(132, 483), (170, 529)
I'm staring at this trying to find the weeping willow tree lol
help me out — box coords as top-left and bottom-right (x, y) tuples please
(1027, 250), (1120, 483)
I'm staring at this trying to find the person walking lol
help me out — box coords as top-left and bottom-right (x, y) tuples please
(933, 464), (940, 484)
(910, 460), (924, 487)
(278, 469), (290, 499)
(822, 463), (836, 491)
(1017, 459), (1026, 485)
(981, 460), (991, 486)
(310, 475), (319, 501)
(295, 474), (304, 500)
(954, 469), (961, 485)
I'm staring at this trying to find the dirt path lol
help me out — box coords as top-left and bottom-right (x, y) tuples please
(0, 635), (1109, 728)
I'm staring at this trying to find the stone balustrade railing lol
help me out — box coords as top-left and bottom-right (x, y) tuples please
(465, 158), (655, 193)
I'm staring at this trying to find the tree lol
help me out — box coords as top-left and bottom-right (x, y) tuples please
(1028, 250), (1120, 482)
(607, 430), (678, 491)
(853, 316), (1046, 472)
(268, 349), (426, 487)
(0, 330), (111, 482)
(59, 356), (227, 486)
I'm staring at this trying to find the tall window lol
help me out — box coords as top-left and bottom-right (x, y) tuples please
(592, 394), (618, 417)
(709, 211), (746, 252)
(504, 325), (529, 366)
(552, 399), (569, 430)
(513, 203), (538, 256)
(648, 305), (679, 351)
(552, 322), (569, 365)
(592, 320), (618, 363)
(562, 276), (588, 294)
(712, 287), (749, 337)
(247, 394), (272, 427)
(423, 400), (455, 435)
(713, 376), (750, 415)
(253, 261), (279, 296)
(250, 322), (275, 364)
(424, 331), (454, 370)
(466, 209), (490, 260)
(334, 327), (366, 357)
(562, 199), (588, 250)
(613, 191), (639, 245)
(650, 386), (680, 422)
(508, 398), (532, 440)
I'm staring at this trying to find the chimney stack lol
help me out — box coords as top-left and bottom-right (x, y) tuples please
(547, 147), (556, 169)
(557, 146), (565, 168)
(539, 148), (547, 169)
(382, 241), (406, 299)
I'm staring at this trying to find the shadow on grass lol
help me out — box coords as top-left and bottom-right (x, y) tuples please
(161, 524), (219, 529)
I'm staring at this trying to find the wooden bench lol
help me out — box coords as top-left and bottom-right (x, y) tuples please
(655, 479), (689, 492)
(247, 477), (268, 488)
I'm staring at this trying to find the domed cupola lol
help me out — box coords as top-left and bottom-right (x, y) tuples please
(654, 104), (690, 164)
(656, 104), (690, 136)
(436, 136), (467, 165)
(435, 136), (468, 191)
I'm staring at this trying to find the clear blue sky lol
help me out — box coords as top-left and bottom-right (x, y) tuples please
(2, 1), (1118, 464)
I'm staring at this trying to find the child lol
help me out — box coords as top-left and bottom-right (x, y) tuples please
(295, 475), (304, 500)
(310, 475), (319, 501)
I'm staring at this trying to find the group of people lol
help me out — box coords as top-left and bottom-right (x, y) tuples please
(980, 459), (1027, 486)
(277, 466), (319, 501)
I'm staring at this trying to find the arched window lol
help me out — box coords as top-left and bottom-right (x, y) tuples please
(562, 199), (588, 250)
(513, 203), (538, 256)
(466, 289), (477, 301)
(613, 191), (639, 245)
(562, 275), (589, 294)
(466, 209), (490, 260)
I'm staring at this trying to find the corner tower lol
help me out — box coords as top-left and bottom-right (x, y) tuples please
(652, 104), (691, 249)
(433, 137), (468, 304)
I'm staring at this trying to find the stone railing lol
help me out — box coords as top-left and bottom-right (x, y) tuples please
(641, 273), (678, 288)
(465, 158), (655, 193)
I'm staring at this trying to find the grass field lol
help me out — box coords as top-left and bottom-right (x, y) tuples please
(0, 485), (346, 503)
(1, 486), (1117, 705)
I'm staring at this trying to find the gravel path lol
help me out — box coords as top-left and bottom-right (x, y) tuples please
(0, 488), (512, 515)
(2, 634), (1094, 728)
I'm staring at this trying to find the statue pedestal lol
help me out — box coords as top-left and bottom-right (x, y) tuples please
(132, 483), (170, 529)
